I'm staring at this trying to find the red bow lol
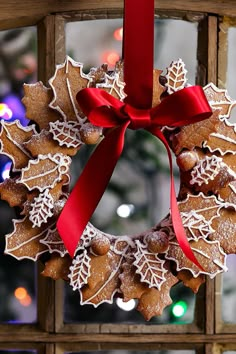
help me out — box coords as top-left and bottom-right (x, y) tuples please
(57, 85), (211, 270)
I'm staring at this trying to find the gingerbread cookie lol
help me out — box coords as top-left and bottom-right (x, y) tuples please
(0, 57), (235, 320)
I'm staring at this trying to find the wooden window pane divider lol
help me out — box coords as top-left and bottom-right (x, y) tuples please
(0, 3), (235, 353)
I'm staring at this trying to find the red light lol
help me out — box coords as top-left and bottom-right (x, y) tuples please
(113, 27), (123, 41)
(102, 51), (120, 66)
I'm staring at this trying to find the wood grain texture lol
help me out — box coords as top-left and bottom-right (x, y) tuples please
(1, 332), (236, 343)
(0, 1), (236, 30)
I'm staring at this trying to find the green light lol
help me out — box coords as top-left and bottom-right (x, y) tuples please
(172, 300), (188, 318)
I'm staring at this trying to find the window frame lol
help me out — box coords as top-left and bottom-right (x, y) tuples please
(0, 2), (235, 354)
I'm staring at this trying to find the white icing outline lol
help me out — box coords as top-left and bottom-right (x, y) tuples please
(165, 58), (188, 95)
(133, 239), (167, 290)
(69, 249), (91, 290)
(180, 211), (215, 241)
(29, 188), (54, 227)
(204, 82), (236, 119)
(0, 120), (37, 172)
(49, 120), (82, 148)
(96, 72), (126, 101)
(79, 249), (127, 307)
(18, 153), (71, 192)
(5, 216), (51, 261)
(190, 155), (223, 186)
(49, 56), (92, 124)
(166, 237), (228, 279)
(202, 118), (236, 155)
(40, 224), (68, 257)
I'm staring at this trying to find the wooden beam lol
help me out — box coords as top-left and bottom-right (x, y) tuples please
(1, 1), (236, 30)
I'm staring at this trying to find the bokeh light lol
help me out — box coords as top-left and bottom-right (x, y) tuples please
(0, 103), (13, 120)
(14, 287), (32, 307)
(113, 27), (123, 41)
(102, 50), (120, 66)
(1, 161), (11, 180)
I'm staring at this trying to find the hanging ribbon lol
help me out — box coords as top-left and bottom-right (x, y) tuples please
(57, 0), (212, 269)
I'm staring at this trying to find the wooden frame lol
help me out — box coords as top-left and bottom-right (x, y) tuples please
(0, 1), (236, 354)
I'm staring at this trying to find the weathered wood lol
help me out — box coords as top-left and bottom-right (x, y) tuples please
(196, 16), (208, 86)
(218, 16), (230, 88)
(205, 278), (215, 335)
(1, 1), (236, 30)
(1, 332), (236, 343)
(208, 15), (218, 84)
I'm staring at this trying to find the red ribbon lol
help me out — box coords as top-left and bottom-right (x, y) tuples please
(56, 0), (212, 271)
(57, 86), (211, 266)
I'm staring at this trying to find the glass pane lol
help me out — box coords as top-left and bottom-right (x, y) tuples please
(222, 255), (236, 323)
(0, 26), (37, 323)
(64, 279), (195, 324)
(64, 18), (198, 324)
(66, 18), (197, 79)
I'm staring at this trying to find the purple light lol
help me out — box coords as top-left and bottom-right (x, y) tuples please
(3, 94), (28, 126)
(0, 103), (13, 120)
(1, 161), (12, 180)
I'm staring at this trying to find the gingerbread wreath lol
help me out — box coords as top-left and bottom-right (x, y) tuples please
(0, 57), (235, 320)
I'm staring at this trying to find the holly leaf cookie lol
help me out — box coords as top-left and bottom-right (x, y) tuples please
(41, 253), (72, 281)
(49, 56), (91, 122)
(204, 82), (236, 119)
(136, 270), (178, 321)
(5, 217), (49, 260)
(172, 110), (220, 155)
(166, 237), (227, 278)
(0, 120), (36, 170)
(22, 82), (62, 130)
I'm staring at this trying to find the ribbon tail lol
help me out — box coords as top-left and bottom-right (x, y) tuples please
(148, 127), (204, 271)
(57, 122), (129, 257)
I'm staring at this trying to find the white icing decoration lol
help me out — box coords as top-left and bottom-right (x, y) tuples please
(40, 224), (68, 257)
(4, 216), (50, 261)
(29, 189), (54, 227)
(190, 156), (223, 186)
(18, 153), (71, 192)
(202, 119), (236, 155)
(69, 249), (91, 290)
(49, 120), (82, 148)
(49, 56), (93, 124)
(181, 211), (214, 240)
(0, 120), (37, 171)
(166, 238), (228, 279)
(76, 223), (105, 251)
(165, 58), (188, 94)
(133, 240), (167, 290)
(80, 250), (125, 307)
(204, 82), (236, 119)
(96, 72), (126, 101)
